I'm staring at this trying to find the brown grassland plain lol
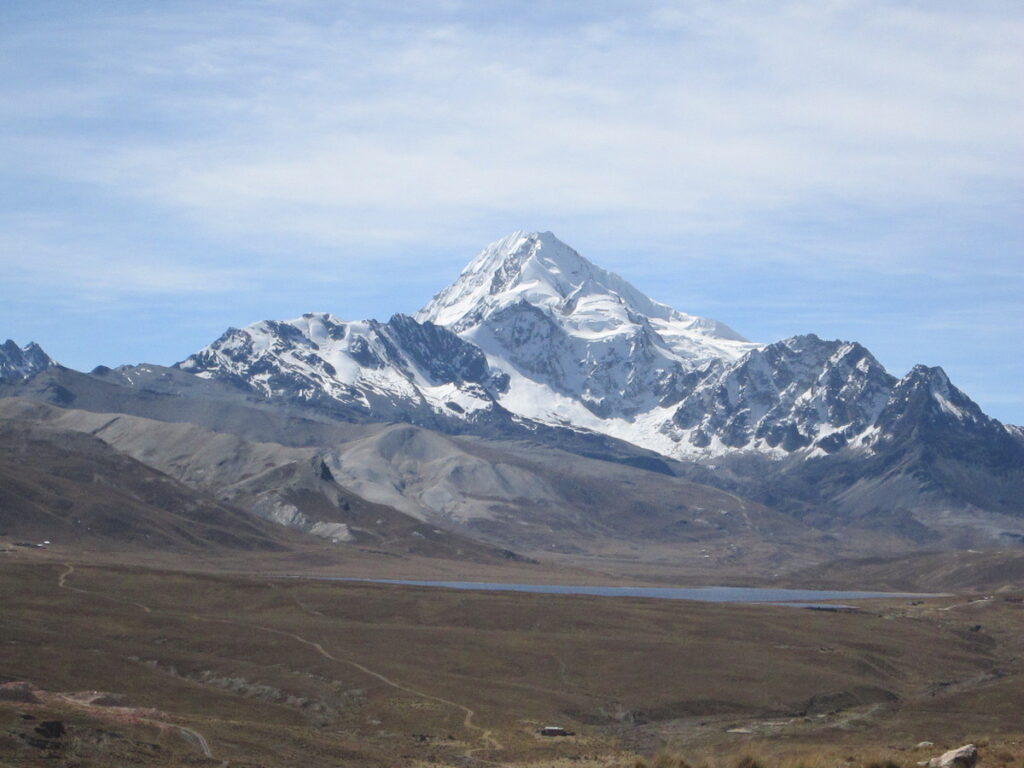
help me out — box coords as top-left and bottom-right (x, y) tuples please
(1, 550), (1023, 767)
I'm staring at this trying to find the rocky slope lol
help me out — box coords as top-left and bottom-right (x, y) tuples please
(0, 395), (820, 563)
(0, 418), (293, 551)
(0, 340), (54, 381)
(0, 397), (527, 562)
(178, 313), (512, 430)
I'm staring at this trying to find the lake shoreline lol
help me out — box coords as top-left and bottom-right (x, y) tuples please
(319, 577), (944, 604)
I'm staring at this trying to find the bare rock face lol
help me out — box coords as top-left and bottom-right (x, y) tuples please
(0, 341), (55, 382)
(177, 312), (509, 430)
(928, 744), (978, 768)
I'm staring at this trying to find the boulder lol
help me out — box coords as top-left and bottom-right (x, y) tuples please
(928, 744), (977, 768)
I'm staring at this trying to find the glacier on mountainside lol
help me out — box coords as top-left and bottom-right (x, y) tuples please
(178, 231), (1014, 465)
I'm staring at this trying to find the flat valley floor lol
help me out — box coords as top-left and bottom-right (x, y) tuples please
(2, 549), (1023, 767)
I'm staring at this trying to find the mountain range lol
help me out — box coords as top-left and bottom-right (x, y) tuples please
(3, 231), (1023, 565)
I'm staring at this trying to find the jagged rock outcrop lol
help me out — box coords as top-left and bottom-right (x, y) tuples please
(0, 340), (55, 382)
(179, 312), (510, 428)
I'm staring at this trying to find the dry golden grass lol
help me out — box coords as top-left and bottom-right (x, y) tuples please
(2, 553), (1023, 766)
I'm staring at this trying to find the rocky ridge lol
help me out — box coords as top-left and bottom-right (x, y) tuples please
(0, 340), (54, 382)
(178, 232), (1023, 466)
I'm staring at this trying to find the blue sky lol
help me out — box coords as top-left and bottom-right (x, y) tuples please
(3, 0), (1022, 423)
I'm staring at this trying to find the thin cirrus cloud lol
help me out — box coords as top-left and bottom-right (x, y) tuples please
(6, 1), (1021, 238)
(1, 0), (1022, 419)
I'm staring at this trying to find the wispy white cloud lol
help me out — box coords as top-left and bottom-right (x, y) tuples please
(2, 0), (1023, 419)
(4, 0), (1021, 255)
(0, 212), (256, 303)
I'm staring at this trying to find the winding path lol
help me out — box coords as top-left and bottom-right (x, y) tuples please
(58, 564), (152, 613)
(939, 596), (992, 612)
(171, 724), (213, 758)
(57, 563), (502, 759)
(53, 692), (214, 759)
(58, 565), (212, 758)
(190, 613), (502, 754)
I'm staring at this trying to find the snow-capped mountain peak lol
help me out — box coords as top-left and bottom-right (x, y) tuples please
(417, 230), (749, 344)
(177, 312), (508, 425)
(413, 231), (758, 423)
(0, 340), (56, 381)
(174, 230), (1021, 486)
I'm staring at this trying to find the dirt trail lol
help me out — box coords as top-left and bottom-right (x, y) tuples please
(939, 596), (993, 612)
(190, 613), (503, 755)
(57, 563), (501, 759)
(58, 564), (152, 613)
(52, 692), (214, 759)
(57, 565), (213, 758)
(172, 723), (214, 758)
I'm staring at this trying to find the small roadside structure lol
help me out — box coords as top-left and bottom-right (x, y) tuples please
(538, 725), (575, 737)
